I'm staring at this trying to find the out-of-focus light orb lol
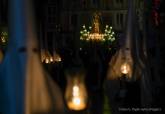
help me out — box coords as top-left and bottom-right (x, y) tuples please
(120, 62), (130, 75)
(45, 58), (49, 64)
(73, 97), (81, 105)
(1, 36), (6, 43)
(50, 57), (53, 62)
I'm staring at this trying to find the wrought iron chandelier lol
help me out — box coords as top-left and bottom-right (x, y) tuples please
(80, 12), (115, 43)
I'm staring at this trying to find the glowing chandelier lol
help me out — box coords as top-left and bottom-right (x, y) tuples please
(80, 12), (115, 43)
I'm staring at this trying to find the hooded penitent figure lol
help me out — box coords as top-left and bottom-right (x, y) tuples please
(107, 0), (136, 80)
(0, 0), (65, 114)
(106, 0), (152, 110)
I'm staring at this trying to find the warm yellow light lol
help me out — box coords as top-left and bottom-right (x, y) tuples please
(41, 50), (54, 64)
(1, 36), (6, 43)
(50, 57), (53, 62)
(68, 97), (86, 110)
(57, 57), (61, 62)
(67, 85), (86, 110)
(45, 58), (49, 64)
(53, 53), (62, 62)
(73, 97), (81, 105)
(73, 85), (79, 96)
(65, 74), (87, 111)
(120, 62), (130, 75)
(89, 33), (104, 41)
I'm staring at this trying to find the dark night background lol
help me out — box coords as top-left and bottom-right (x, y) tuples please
(0, 0), (165, 114)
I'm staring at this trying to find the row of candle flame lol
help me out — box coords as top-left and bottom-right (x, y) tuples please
(41, 50), (61, 64)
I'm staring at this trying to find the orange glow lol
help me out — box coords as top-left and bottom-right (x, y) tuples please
(88, 33), (104, 41)
(65, 75), (87, 111)
(67, 85), (86, 110)
(120, 62), (130, 75)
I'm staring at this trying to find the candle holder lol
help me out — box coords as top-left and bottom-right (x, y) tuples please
(65, 68), (88, 111)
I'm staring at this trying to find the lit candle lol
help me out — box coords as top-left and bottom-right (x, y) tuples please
(65, 72), (88, 111)
(57, 57), (61, 62)
(67, 85), (86, 110)
(120, 62), (130, 75)
(45, 58), (49, 64)
(50, 57), (53, 62)
(67, 97), (86, 110)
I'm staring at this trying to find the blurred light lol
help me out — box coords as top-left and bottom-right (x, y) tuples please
(120, 62), (130, 75)
(45, 58), (50, 64)
(53, 53), (62, 62)
(50, 57), (53, 62)
(1, 37), (6, 43)
(80, 12), (115, 43)
(65, 72), (88, 111)
(0, 31), (8, 44)
(41, 50), (53, 64)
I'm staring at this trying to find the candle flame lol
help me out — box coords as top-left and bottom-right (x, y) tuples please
(121, 63), (130, 74)
(73, 85), (79, 96)
(73, 97), (81, 105)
